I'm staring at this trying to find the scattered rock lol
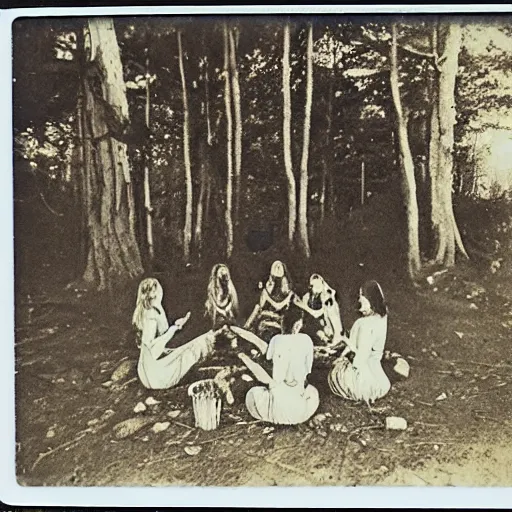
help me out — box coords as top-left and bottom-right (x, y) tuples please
(101, 409), (115, 420)
(152, 422), (170, 434)
(134, 402), (147, 413)
(145, 396), (160, 406)
(454, 331), (464, 339)
(113, 416), (156, 439)
(385, 416), (407, 430)
(184, 445), (202, 456)
(46, 429), (56, 438)
(379, 465), (389, 473)
(111, 359), (136, 382)
(102, 381), (113, 388)
(393, 357), (410, 378)
(167, 410), (181, 419)
(263, 426), (274, 435)
(241, 374), (253, 382)
(436, 392), (448, 401)
(469, 303), (479, 310)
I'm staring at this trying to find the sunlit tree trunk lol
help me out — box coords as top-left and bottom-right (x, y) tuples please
(297, 23), (313, 258)
(143, 47), (154, 264)
(229, 28), (242, 227)
(194, 51), (213, 257)
(177, 30), (193, 263)
(223, 23), (234, 258)
(81, 18), (143, 290)
(282, 22), (297, 244)
(390, 23), (421, 278)
(429, 21), (469, 267)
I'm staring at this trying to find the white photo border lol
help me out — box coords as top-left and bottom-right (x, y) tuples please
(2, 3), (512, 508)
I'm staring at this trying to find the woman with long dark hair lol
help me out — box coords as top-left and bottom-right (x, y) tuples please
(328, 280), (391, 405)
(244, 260), (295, 341)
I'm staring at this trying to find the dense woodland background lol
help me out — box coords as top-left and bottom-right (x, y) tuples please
(12, 15), (512, 295)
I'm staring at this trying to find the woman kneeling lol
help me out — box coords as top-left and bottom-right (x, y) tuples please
(328, 280), (390, 405)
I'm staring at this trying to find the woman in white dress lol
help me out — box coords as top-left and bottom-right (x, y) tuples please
(328, 280), (391, 405)
(133, 278), (215, 390)
(230, 307), (319, 425)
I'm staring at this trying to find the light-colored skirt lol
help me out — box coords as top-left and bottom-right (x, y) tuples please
(245, 383), (319, 425)
(138, 332), (214, 390)
(328, 353), (391, 404)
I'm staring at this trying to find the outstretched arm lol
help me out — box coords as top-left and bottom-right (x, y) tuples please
(230, 325), (268, 355)
(244, 304), (261, 330)
(238, 353), (274, 386)
(294, 294), (324, 319)
(141, 319), (180, 360)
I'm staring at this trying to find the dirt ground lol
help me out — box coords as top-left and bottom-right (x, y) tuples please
(13, 196), (512, 488)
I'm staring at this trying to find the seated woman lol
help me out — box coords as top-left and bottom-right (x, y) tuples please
(294, 274), (343, 346)
(133, 277), (216, 390)
(205, 263), (239, 347)
(244, 260), (295, 341)
(328, 280), (391, 406)
(231, 307), (319, 425)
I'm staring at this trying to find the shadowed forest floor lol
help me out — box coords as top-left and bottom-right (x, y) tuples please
(14, 193), (512, 487)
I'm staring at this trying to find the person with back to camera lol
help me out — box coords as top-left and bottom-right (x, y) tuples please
(230, 306), (320, 425)
(328, 280), (391, 406)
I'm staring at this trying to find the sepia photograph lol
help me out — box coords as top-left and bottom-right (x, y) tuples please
(9, 7), (512, 495)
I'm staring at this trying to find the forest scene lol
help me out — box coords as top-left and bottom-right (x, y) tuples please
(13, 14), (512, 487)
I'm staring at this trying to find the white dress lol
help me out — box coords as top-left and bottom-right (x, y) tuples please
(328, 314), (391, 404)
(137, 308), (214, 390)
(245, 333), (320, 425)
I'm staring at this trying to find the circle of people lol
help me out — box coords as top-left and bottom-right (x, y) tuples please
(132, 260), (391, 426)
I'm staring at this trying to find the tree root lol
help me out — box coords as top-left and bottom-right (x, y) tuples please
(31, 433), (88, 471)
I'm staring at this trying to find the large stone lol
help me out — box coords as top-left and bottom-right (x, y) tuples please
(113, 416), (156, 439)
(111, 359), (136, 382)
(394, 357), (410, 378)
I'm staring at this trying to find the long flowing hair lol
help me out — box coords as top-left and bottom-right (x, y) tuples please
(361, 280), (387, 317)
(205, 264), (239, 320)
(132, 277), (162, 331)
(265, 260), (292, 297)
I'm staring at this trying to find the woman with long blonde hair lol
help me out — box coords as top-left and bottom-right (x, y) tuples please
(133, 277), (215, 390)
(205, 264), (239, 330)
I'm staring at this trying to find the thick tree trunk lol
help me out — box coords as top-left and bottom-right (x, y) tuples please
(390, 23), (421, 278)
(229, 28), (243, 227)
(177, 31), (193, 263)
(297, 23), (314, 258)
(282, 23), (297, 245)
(223, 23), (234, 258)
(429, 21), (469, 267)
(81, 18), (143, 290)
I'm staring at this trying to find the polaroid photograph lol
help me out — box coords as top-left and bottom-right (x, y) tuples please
(2, 3), (512, 508)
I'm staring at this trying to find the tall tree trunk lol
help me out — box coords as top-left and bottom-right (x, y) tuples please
(143, 47), (154, 263)
(282, 22), (297, 245)
(390, 23), (421, 278)
(223, 23), (234, 258)
(297, 23), (313, 258)
(194, 51), (213, 256)
(430, 21), (468, 267)
(177, 31), (193, 263)
(229, 28), (242, 227)
(321, 43), (336, 222)
(81, 18), (143, 290)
